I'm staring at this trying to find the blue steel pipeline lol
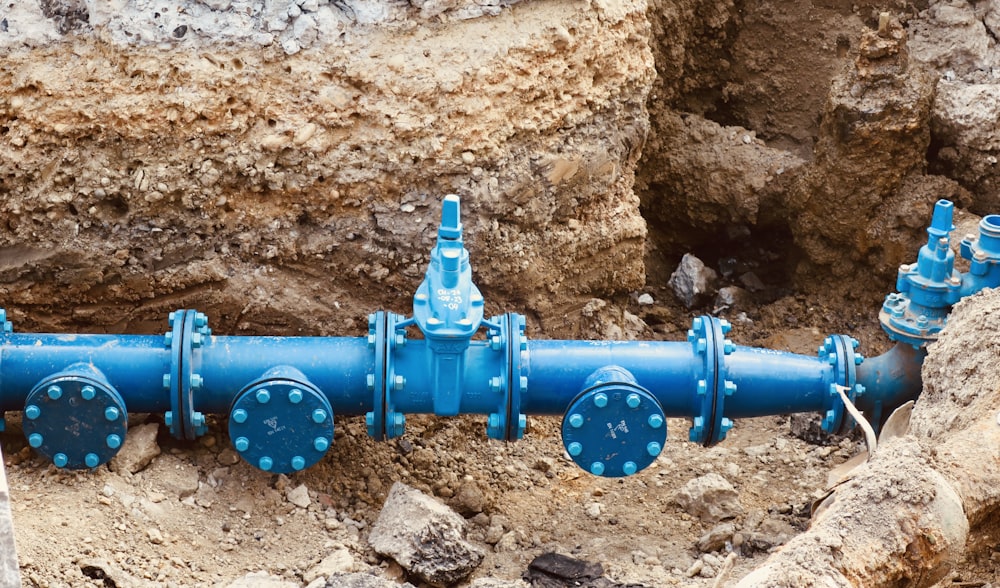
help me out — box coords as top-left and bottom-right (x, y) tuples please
(0, 197), (990, 477)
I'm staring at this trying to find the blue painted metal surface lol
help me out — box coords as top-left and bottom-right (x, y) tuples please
(561, 366), (666, 477)
(0, 195), (980, 476)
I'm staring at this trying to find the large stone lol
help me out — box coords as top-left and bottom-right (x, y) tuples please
(674, 473), (743, 523)
(668, 253), (718, 308)
(368, 482), (485, 587)
(109, 422), (161, 475)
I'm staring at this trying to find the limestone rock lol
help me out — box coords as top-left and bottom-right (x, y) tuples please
(109, 423), (161, 475)
(287, 484), (311, 509)
(697, 522), (735, 552)
(674, 473), (743, 523)
(368, 482), (484, 587)
(304, 548), (355, 584)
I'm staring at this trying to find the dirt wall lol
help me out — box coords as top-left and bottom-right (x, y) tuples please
(0, 0), (653, 335)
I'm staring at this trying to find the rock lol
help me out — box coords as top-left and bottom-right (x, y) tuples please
(674, 473), (743, 523)
(788, 413), (832, 445)
(637, 293), (654, 305)
(668, 253), (718, 308)
(909, 1), (990, 71)
(217, 447), (241, 466)
(287, 484), (311, 509)
(147, 455), (200, 500)
(697, 522), (735, 552)
(714, 286), (751, 312)
(449, 481), (485, 516)
(368, 482), (484, 587)
(738, 271), (766, 292)
(78, 559), (153, 588)
(322, 573), (416, 587)
(109, 422), (161, 474)
(146, 527), (163, 545)
(226, 571), (300, 587)
(524, 553), (603, 584)
(304, 548), (355, 583)
(932, 81), (1000, 152)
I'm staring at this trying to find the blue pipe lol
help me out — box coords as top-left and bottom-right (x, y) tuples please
(0, 197), (983, 477)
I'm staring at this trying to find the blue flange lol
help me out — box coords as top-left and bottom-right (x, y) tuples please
(164, 309), (211, 440)
(818, 335), (864, 434)
(561, 366), (666, 477)
(23, 363), (127, 469)
(485, 313), (528, 441)
(687, 316), (737, 446)
(228, 366), (333, 473)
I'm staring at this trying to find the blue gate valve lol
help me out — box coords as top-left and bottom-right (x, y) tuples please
(880, 200), (963, 346)
(413, 194), (485, 417)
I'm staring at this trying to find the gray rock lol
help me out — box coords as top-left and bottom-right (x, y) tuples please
(637, 293), (654, 305)
(323, 572), (416, 587)
(697, 522), (735, 552)
(668, 253), (718, 308)
(674, 473), (743, 523)
(287, 484), (311, 509)
(109, 422), (161, 475)
(369, 482), (484, 587)
(738, 271), (765, 292)
(713, 286), (751, 312)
